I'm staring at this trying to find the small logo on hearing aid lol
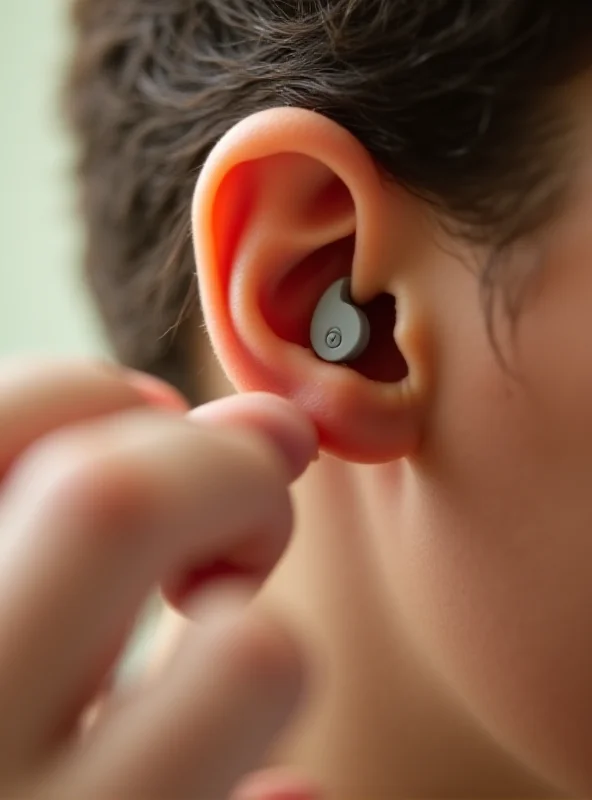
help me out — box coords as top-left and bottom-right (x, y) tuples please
(325, 328), (343, 349)
(310, 278), (370, 363)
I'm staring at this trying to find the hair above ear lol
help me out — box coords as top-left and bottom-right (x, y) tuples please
(67, 0), (592, 404)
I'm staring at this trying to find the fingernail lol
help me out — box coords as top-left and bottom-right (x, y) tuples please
(250, 402), (318, 481)
(189, 394), (319, 482)
(124, 370), (190, 412)
(233, 771), (321, 800)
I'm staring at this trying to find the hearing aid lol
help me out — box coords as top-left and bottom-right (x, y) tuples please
(310, 278), (370, 363)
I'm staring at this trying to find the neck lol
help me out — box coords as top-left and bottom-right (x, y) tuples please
(260, 455), (559, 799)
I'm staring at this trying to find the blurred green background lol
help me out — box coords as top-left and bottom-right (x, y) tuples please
(0, 2), (157, 672)
(0, 0), (106, 358)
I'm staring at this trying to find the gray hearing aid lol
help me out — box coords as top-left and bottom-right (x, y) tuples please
(310, 278), (370, 363)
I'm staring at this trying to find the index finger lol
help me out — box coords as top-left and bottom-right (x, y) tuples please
(0, 397), (316, 761)
(0, 358), (188, 479)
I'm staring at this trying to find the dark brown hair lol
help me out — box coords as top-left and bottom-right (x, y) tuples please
(65, 0), (592, 401)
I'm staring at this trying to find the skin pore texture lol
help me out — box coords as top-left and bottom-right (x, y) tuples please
(156, 75), (592, 798)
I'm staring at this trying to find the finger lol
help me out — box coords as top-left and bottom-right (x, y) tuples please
(0, 357), (188, 479)
(0, 400), (315, 764)
(163, 394), (319, 609)
(232, 770), (322, 800)
(188, 392), (319, 484)
(143, 396), (319, 678)
(66, 594), (305, 800)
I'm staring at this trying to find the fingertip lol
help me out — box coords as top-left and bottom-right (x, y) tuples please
(232, 770), (322, 800)
(188, 393), (319, 481)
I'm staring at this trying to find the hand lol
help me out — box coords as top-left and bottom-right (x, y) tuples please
(0, 359), (319, 800)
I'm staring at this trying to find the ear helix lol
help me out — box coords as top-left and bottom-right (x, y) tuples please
(310, 278), (371, 363)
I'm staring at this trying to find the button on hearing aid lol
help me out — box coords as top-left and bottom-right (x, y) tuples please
(310, 278), (371, 363)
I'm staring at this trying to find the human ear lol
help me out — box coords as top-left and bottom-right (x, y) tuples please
(191, 108), (428, 463)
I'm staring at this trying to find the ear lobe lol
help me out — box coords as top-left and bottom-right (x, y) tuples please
(192, 108), (423, 463)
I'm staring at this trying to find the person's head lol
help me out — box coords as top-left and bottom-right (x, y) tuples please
(67, 0), (592, 793)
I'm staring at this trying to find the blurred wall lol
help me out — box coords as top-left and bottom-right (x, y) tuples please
(0, 0), (106, 358)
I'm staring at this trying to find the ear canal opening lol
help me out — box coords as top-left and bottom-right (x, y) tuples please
(261, 234), (407, 384)
(349, 293), (408, 383)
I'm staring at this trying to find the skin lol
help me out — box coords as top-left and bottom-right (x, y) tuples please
(177, 81), (592, 797)
(6, 80), (592, 799)
(0, 358), (320, 800)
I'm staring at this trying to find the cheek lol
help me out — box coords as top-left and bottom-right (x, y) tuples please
(383, 261), (592, 791)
